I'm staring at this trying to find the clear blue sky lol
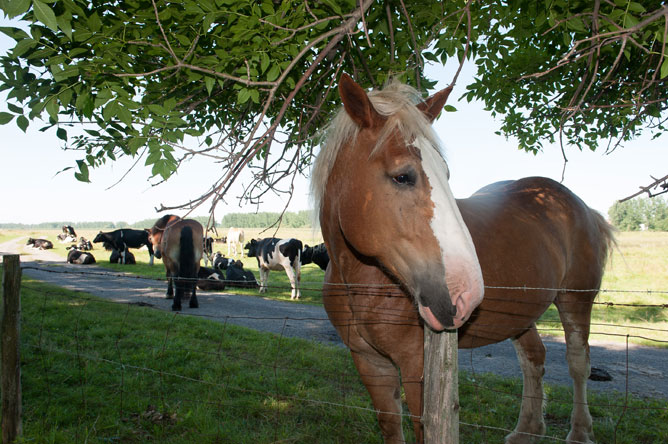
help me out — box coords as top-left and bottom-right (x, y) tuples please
(1, 16), (666, 225)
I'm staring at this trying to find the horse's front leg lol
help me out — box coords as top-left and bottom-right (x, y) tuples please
(351, 350), (405, 444)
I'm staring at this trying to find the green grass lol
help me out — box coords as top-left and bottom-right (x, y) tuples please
(5, 276), (666, 443)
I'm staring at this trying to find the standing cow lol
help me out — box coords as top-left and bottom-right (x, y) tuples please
(226, 227), (245, 257)
(245, 238), (302, 299)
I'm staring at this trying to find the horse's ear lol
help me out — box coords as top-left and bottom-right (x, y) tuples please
(339, 73), (383, 128)
(418, 85), (453, 123)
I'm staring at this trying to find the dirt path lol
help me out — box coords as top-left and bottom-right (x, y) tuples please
(1, 236), (666, 399)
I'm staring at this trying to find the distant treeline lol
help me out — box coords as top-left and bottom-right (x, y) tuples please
(220, 211), (313, 228)
(0, 212), (313, 230)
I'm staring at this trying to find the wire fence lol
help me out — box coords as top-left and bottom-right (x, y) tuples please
(4, 260), (668, 443)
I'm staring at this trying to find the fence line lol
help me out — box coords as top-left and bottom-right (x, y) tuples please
(8, 262), (668, 443)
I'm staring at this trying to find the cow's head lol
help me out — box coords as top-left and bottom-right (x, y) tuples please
(244, 239), (258, 257)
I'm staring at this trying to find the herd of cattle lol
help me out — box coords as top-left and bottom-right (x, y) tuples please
(26, 224), (330, 299)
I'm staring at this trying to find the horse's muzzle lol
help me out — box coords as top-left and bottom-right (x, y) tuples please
(154, 249), (162, 259)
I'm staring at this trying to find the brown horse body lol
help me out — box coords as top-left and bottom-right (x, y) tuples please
(148, 215), (204, 311)
(315, 75), (613, 444)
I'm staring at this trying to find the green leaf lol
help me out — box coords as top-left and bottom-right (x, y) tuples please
(260, 52), (270, 73)
(205, 76), (215, 95)
(0, 112), (15, 125)
(32, 0), (58, 32)
(45, 98), (59, 121)
(238, 88), (251, 104)
(16, 115), (29, 132)
(3, 0), (30, 18)
(660, 57), (668, 79)
(74, 160), (90, 182)
(56, 127), (67, 141)
(266, 65), (280, 82)
(57, 13), (73, 40)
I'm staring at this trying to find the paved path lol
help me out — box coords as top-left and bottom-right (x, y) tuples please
(2, 237), (666, 400)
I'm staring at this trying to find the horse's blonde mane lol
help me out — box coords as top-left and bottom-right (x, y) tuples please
(311, 80), (443, 215)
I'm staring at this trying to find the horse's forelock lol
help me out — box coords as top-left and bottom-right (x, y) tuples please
(311, 80), (443, 214)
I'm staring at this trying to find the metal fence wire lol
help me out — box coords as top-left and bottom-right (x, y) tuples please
(5, 262), (668, 444)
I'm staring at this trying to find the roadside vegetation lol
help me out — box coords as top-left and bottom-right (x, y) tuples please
(9, 276), (667, 443)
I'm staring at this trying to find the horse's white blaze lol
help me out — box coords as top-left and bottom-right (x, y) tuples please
(417, 137), (484, 328)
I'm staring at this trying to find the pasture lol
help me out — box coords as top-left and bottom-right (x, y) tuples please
(6, 228), (667, 347)
(8, 275), (667, 443)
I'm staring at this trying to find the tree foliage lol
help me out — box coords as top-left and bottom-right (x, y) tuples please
(608, 196), (668, 230)
(1, 1), (667, 216)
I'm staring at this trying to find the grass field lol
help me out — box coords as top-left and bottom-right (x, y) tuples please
(5, 228), (666, 347)
(8, 276), (667, 443)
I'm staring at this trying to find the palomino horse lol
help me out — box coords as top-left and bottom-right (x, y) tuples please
(311, 74), (614, 444)
(148, 215), (204, 311)
(226, 227), (245, 257)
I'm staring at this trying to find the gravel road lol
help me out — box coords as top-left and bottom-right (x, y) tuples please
(2, 237), (666, 400)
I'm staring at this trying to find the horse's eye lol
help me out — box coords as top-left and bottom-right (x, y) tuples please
(393, 173), (416, 186)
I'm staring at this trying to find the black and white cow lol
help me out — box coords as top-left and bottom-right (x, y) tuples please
(26, 238), (54, 250)
(57, 233), (77, 243)
(301, 243), (330, 271)
(66, 247), (96, 265)
(77, 237), (93, 251)
(93, 229), (153, 265)
(225, 260), (258, 288)
(110, 249), (136, 264)
(196, 266), (227, 291)
(245, 238), (302, 299)
(202, 236), (214, 267)
(212, 252), (230, 271)
(62, 225), (77, 237)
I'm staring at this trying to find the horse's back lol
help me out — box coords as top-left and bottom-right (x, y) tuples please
(456, 177), (614, 347)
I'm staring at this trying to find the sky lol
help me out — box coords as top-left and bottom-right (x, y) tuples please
(1, 17), (667, 225)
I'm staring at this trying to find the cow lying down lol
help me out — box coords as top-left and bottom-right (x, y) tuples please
(225, 260), (258, 289)
(110, 249), (136, 264)
(197, 266), (226, 291)
(66, 247), (96, 265)
(26, 238), (53, 250)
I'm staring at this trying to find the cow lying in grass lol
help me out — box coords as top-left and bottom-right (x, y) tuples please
(26, 238), (53, 250)
(225, 260), (258, 289)
(197, 266), (226, 291)
(66, 247), (96, 265)
(110, 249), (136, 264)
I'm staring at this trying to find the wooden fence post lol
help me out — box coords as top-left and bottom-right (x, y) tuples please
(2, 254), (22, 444)
(423, 327), (458, 443)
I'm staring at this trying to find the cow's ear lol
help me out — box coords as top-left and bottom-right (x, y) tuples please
(417, 85), (453, 123)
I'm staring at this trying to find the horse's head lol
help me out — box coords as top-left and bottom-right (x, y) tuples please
(147, 227), (163, 259)
(314, 74), (484, 331)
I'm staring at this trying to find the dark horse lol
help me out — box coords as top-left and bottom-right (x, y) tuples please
(148, 215), (203, 311)
(311, 74), (614, 444)
(93, 229), (155, 265)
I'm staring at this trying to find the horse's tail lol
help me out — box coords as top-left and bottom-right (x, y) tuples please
(179, 226), (197, 283)
(592, 209), (617, 273)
